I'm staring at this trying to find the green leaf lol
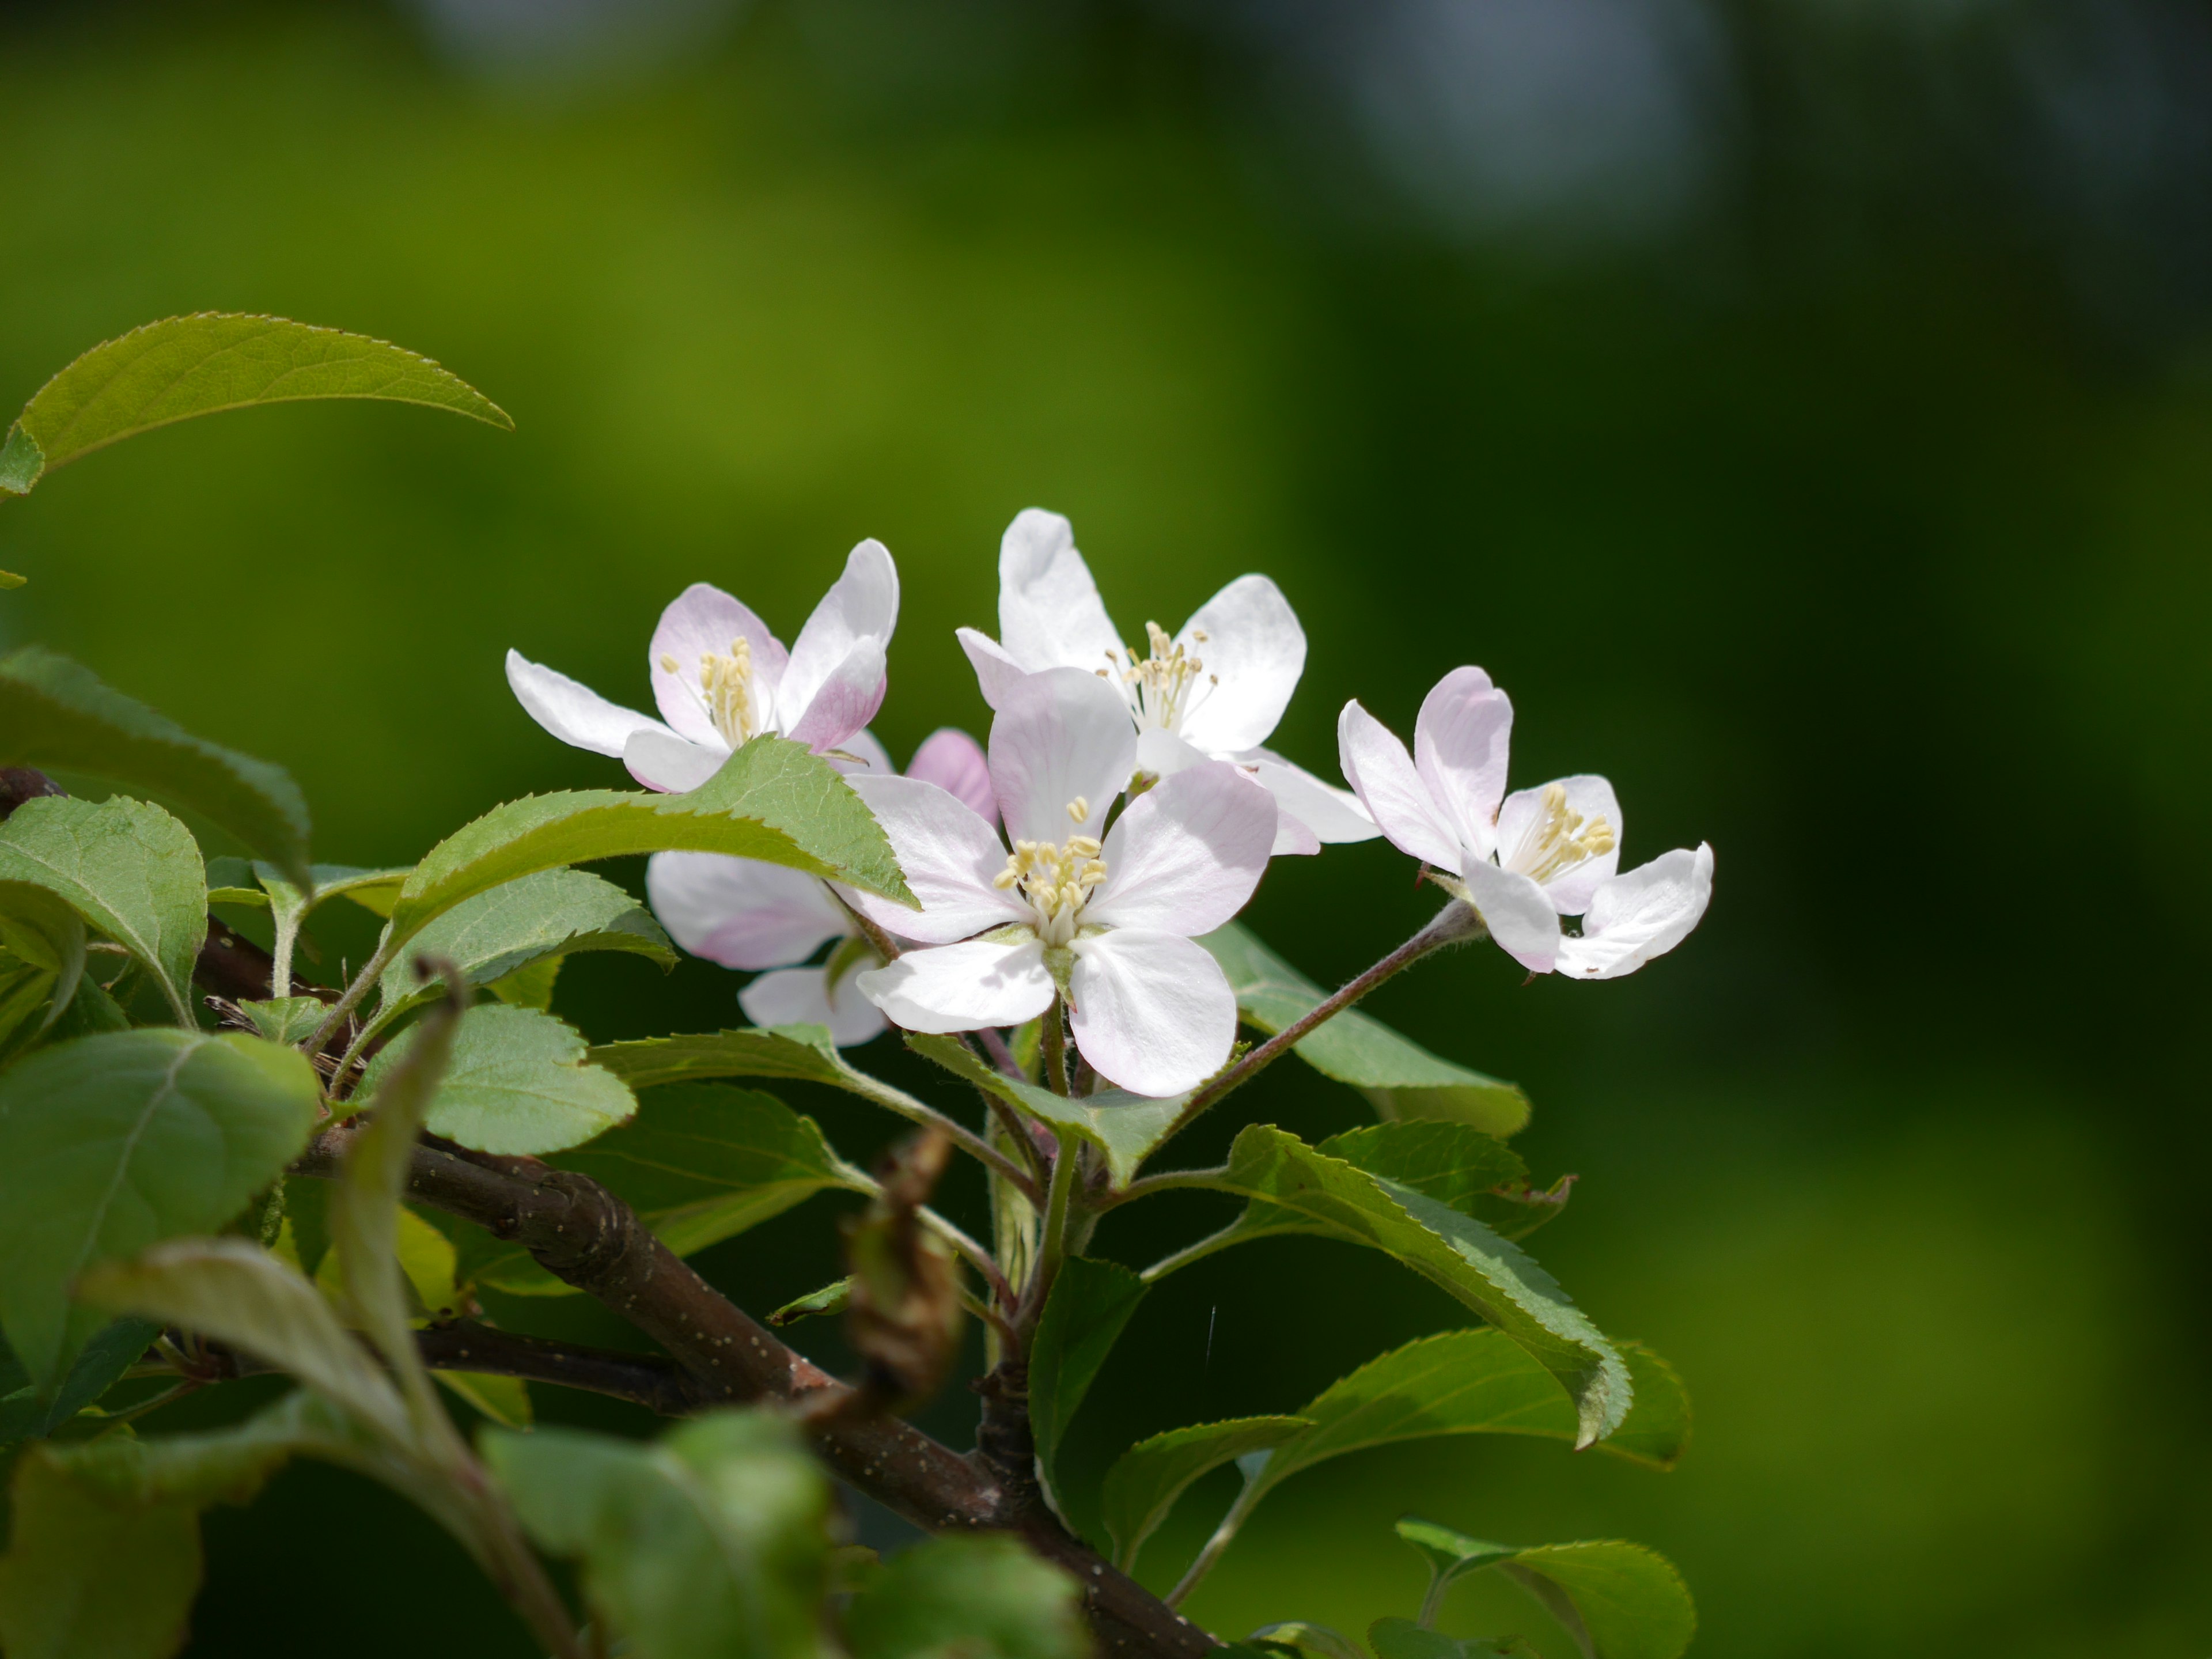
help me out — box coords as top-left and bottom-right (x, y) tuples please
(1246, 1623), (1368, 1659)
(487, 955), (563, 1009)
(76, 1236), (412, 1446)
(1494, 1542), (1695, 1659)
(1315, 1123), (1569, 1245)
(357, 1004), (636, 1158)
(456, 1084), (868, 1296)
(385, 736), (911, 954)
(1028, 1256), (1149, 1511)
(0, 1029), (321, 1391)
(0, 880), (86, 1058)
(904, 1032), (1184, 1188)
(0, 647), (315, 886)
(767, 1278), (853, 1327)
(0, 794), (207, 1022)
(1396, 1516), (1524, 1625)
(237, 996), (327, 1046)
(363, 867), (672, 1045)
(487, 1410), (830, 1659)
(1368, 1618), (1532, 1659)
(1150, 1126), (1630, 1446)
(1100, 1416), (1312, 1571)
(436, 1371), (533, 1429)
(41, 972), (130, 1041)
(845, 1533), (1086, 1659)
(0, 1317), (158, 1446)
(0, 312), (509, 501)
(1198, 923), (1529, 1135)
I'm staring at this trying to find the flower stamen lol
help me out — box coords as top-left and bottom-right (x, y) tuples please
(676, 635), (759, 748)
(992, 799), (1110, 945)
(1504, 782), (1616, 886)
(1108, 622), (1210, 732)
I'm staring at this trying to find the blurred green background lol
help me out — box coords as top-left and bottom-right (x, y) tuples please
(3, 0), (2209, 1653)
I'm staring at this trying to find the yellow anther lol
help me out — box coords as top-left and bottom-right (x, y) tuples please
(1068, 796), (1090, 824)
(1506, 782), (1618, 887)
(694, 634), (759, 747)
(995, 823), (1113, 946)
(660, 653), (680, 673)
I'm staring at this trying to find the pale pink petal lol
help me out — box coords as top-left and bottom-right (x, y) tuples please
(831, 729), (895, 775)
(906, 729), (997, 823)
(1460, 858), (1563, 975)
(997, 509), (1125, 673)
(856, 938), (1055, 1033)
(1173, 575), (1305, 754)
(782, 638), (888, 755)
(957, 628), (1028, 711)
(1088, 762), (1274, 936)
(739, 965), (887, 1047)
(506, 650), (673, 759)
(1555, 843), (1714, 980)
(649, 584), (787, 748)
(623, 729), (730, 794)
(1337, 700), (1464, 873)
(1067, 930), (1236, 1097)
(1240, 749), (1378, 846)
(988, 667), (1138, 847)
(646, 852), (850, 970)
(839, 775), (1026, 945)
(1133, 725), (1207, 780)
(1495, 774), (1623, 915)
(781, 539), (899, 733)
(1414, 668), (1513, 863)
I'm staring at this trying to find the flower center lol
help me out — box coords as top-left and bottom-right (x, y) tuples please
(1502, 782), (1617, 887)
(991, 796), (1108, 946)
(662, 637), (760, 749)
(1101, 622), (1217, 732)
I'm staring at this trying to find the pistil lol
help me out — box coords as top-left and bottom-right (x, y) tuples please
(992, 797), (1109, 945)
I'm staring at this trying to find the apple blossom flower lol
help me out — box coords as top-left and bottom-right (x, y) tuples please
(1338, 666), (1714, 979)
(645, 728), (995, 1047)
(505, 539), (899, 793)
(955, 509), (1373, 858)
(843, 667), (1277, 1097)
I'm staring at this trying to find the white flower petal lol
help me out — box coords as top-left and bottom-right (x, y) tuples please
(988, 667), (1138, 847)
(781, 539), (899, 737)
(782, 638), (888, 756)
(623, 729), (731, 794)
(997, 509), (1124, 673)
(649, 584), (787, 747)
(1460, 858), (1563, 975)
(1088, 762), (1274, 935)
(905, 728), (997, 823)
(1496, 774), (1623, 915)
(957, 627), (1028, 711)
(1067, 930), (1237, 1097)
(1241, 749), (1378, 846)
(1173, 574), (1305, 753)
(840, 774), (1027, 945)
(1337, 700), (1464, 873)
(506, 649), (673, 759)
(646, 852), (850, 970)
(739, 965), (887, 1047)
(1555, 843), (1714, 980)
(1414, 667), (1513, 863)
(857, 938), (1055, 1033)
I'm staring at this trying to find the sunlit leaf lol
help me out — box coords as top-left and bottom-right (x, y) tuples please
(0, 1030), (321, 1391)
(1494, 1541), (1695, 1659)
(1198, 923), (1529, 1135)
(0, 647), (313, 886)
(904, 1032), (1184, 1188)
(1028, 1256), (1149, 1513)
(357, 1003), (635, 1158)
(1100, 1415), (1312, 1571)
(845, 1533), (1086, 1659)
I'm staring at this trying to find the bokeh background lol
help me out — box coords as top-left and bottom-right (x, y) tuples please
(3, 0), (2209, 1653)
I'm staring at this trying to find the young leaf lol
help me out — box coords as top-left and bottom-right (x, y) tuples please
(1367, 1619), (1533, 1659)
(0, 879), (86, 1055)
(0, 313), (509, 501)
(768, 1278), (853, 1327)
(904, 1032), (1184, 1188)
(1395, 1517), (1522, 1624)
(357, 1003), (636, 1158)
(844, 1533), (1088, 1659)
(384, 736), (912, 952)
(0, 1029), (322, 1392)
(75, 1236), (411, 1446)
(455, 1084), (869, 1296)
(237, 996), (328, 1046)
(1495, 1542), (1695, 1659)
(1028, 1256), (1149, 1510)
(1152, 1126), (1631, 1445)
(1198, 923), (1529, 1135)
(486, 1410), (831, 1659)
(1247, 1623), (1369, 1659)
(0, 795), (207, 1022)
(0, 1317), (158, 1446)
(362, 867), (673, 1043)
(1100, 1416), (1313, 1572)
(1317, 1123), (1528, 1214)
(0, 647), (313, 886)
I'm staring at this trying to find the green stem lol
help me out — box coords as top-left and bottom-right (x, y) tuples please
(1020, 1126), (1081, 1334)
(1166, 1456), (1271, 1606)
(302, 929), (400, 1063)
(1041, 997), (1070, 1097)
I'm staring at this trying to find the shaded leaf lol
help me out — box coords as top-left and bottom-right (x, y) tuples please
(237, 996), (327, 1046)
(0, 1029), (321, 1391)
(0, 795), (207, 1022)
(1247, 1623), (1368, 1659)
(1495, 1542), (1695, 1659)
(358, 1003), (635, 1158)
(768, 1278), (853, 1327)
(1368, 1619), (1532, 1659)
(436, 1371), (533, 1429)
(0, 312), (509, 501)
(487, 955), (562, 1009)
(1100, 1415), (1312, 1571)
(0, 647), (312, 886)
(1199, 923), (1529, 1135)
(0, 1317), (158, 1446)
(1396, 1517), (1522, 1624)
(845, 1533), (1086, 1659)
(385, 736), (911, 954)
(905, 1032), (1184, 1188)
(487, 1410), (830, 1659)
(0, 879), (85, 1058)
(1028, 1256), (1149, 1514)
